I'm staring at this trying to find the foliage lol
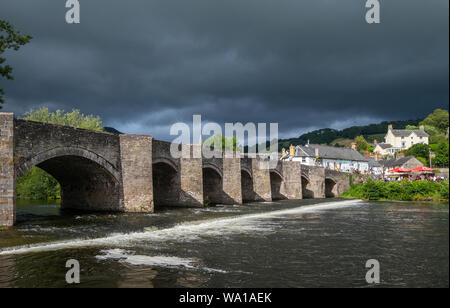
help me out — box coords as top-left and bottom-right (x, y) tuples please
(278, 118), (423, 149)
(0, 20), (32, 108)
(355, 135), (369, 153)
(433, 142), (449, 168)
(203, 133), (241, 151)
(404, 143), (430, 163)
(430, 133), (448, 145)
(22, 107), (104, 131)
(16, 167), (60, 200)
(342, 180), (449, 202)
(420, 109), (449, 133)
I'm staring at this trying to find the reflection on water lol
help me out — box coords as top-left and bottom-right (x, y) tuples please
(0, 198), (448, 288)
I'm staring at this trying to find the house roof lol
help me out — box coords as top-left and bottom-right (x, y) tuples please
(379, 156), (420, 168)
(368, 158), (382, 168)
(390, 129), (429, 138)
(295, 144), (369, 162)
(376, 143), (393, 149)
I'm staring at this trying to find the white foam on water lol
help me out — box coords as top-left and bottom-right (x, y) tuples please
(95, 249), (227, 273)
(0, 199), (363, 256)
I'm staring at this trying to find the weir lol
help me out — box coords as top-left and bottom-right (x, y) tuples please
(0, 113), (351, 227)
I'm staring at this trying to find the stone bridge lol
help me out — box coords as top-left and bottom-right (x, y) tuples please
(0, 113), (351, 226)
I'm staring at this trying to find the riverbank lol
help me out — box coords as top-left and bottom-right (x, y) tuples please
(341, 180), (449, 202)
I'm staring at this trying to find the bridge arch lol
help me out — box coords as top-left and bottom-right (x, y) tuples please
(152, 160), (180, 208)
(325, 177), (338, 198)
(301, 175), (314, 199)
(241, 168), (254, 202)
(16, 147), (122, 211)
(269, 170), (285, 200)
(202, 165), (223, 205)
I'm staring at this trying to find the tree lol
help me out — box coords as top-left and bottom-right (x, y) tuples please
(404, 143), (430, 165)
(355, 135), (369, 153)
(0, 20), (32, 108)
(22, 107), (104, 131)
(420, 109), (449, 133)
(433, 142), (449, 168)
(203, 133), (241, 152)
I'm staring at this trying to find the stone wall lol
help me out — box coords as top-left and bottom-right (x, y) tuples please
(0, 114), (15, 226)
(222, 153), (243, 204)
(302, 165), (325, 198)
(120, 135), (154, 212)
(251, 158), (272, 201)
(279, 161), (302, 199)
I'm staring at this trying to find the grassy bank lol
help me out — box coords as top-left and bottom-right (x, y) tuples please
(341, 180), (449, 202)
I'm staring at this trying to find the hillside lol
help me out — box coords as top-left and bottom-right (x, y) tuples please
(278, 118), (424, 149)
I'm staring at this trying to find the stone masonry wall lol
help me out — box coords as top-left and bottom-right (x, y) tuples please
(0, 114), (15, 226)
(120, 135), (154, 212)
(251, 158), (272, 201)
(222, 152), (243, 205)
(280, 161), (302, 199)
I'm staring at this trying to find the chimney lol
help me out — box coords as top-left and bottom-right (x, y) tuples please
(419, 125), (425, 131)
(315, 148), (319, 158)
(374, 139), (377, 145)
(351, 142), (357, 151)
(388, 124), (393, 131)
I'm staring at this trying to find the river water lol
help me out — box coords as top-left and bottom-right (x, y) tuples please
(0, 199), (448, 288)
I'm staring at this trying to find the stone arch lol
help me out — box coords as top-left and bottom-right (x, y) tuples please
(269, 170), (285, 200)
(325, 178), (338, 198)
(202, 165), (223, 205)
(241, 168), (254, 202)
(301, 175), (314, 199)
(152, 157), (179, 173)
(15, 147), (122, 211)
(16, 146), (120, 182)
(202, 162), (223, 178)
(152, 160), (180, 208)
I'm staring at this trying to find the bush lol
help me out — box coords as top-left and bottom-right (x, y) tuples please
(341, 180), (449, 202)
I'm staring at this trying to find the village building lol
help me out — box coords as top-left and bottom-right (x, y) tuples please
(281, 144), (370, 173)
(374, 124), (429, 157)
(367, 158), (383, 174)
(379, 156), (424, 171)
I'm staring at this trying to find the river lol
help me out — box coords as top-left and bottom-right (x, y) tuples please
(0, 198), (448, 288)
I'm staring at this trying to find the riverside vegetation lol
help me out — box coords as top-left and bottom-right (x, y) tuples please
(341, 180), (449, 202)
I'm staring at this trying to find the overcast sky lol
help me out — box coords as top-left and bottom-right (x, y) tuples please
(0, 0), (448, 141)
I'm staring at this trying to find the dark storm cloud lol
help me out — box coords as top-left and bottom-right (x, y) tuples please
(0, 0), (448, 140)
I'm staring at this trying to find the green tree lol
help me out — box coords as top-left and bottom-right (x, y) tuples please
(203, 134), (241, 151)
(420, 109), (449, 133)
(354, 135), (369, 153)
(22, 107), (104, 131)
(433, 142), (449, 168)
(404, 143), (430, 165)
(0, 20), (32, 108)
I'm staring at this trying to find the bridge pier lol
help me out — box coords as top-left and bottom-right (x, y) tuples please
(222, 153), (243, 205)
(251, 158), (272, 201)
(0, 113), (15, 227)
(279, 161), (302, 199)
(179, 153), (204, 206)
(120, 135), (154, 212)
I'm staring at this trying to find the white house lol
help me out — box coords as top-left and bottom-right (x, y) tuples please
(282, 144), (370, 173)
(374, 124), (429, 157)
